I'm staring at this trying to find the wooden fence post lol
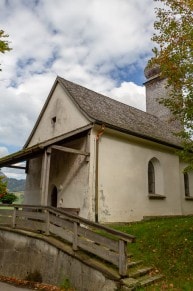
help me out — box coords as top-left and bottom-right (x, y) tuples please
(12, 207), (17, 228)
(73, 222), (78, 251)
(118, 239), (128, 276)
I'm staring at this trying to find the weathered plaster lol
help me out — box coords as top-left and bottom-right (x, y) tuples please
(25, 156), (42, 205)
(48, 136), (90, 218)
(25, 125), (193, 223)
(25, 135), (91, 219)
(28, 83), (90, 147)
(0, 229), (118, 290)
(97, 129), (183, 222)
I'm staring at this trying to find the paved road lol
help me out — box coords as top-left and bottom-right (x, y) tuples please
(0, 282), (32, 290)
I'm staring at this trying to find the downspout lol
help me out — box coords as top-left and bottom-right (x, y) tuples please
(95, 124), (105, 223)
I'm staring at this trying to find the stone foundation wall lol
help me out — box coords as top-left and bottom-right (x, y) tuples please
(0, 229), (118, 291)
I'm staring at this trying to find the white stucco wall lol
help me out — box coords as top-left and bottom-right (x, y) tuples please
(25, 124), (193, 223)
(96, 129), (184, 222)
(28, 83), (90, 147)
(25, 156), (42, 205)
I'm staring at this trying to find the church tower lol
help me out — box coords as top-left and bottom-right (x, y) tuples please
(144, 64), (182, 131)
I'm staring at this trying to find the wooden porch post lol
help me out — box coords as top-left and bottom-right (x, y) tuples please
(40, 147), (52, 205)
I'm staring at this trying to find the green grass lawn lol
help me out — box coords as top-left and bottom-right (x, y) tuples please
(110, 217), (193, 290)
(13, 192), (24, 204)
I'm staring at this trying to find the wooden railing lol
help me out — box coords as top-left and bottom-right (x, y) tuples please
(0, 204), (136, 276)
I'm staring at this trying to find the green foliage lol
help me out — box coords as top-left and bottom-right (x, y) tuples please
(60, 277), (73, 290)
(0, 192), (18, 204)
(0, 29), (12, 70)
(110, 217), (193, 289)
(0, 172), (24, 204)
(151, 0), (193, 170)
(0, 175), (7, 194)
(0, 30), (11, 53)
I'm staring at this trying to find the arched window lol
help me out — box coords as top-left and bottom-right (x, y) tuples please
(148, 158), (165, 198)
(184, 172), (190, 197)
(148, 161), (155, 194)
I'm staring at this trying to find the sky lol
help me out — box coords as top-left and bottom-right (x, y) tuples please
(0, 0), (157, 178)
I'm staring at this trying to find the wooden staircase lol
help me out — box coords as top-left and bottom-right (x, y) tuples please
(0, 205), (164, 290)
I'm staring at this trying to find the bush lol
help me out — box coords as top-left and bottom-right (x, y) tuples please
(0, 192), (17, 204)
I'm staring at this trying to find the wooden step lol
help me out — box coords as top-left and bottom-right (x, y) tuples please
(129, 266), (153, 278)
(139, 274), (164, 287)
(121, 277), (139, 289)
(127, 260), (143, 268)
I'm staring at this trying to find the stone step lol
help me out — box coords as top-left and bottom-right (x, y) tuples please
(127, 260), (143, 268)
(139, 273), (164, 287)
(121, 277), (139, 289)
(121, 273), (164, 290)
(129, 266), (153, 278)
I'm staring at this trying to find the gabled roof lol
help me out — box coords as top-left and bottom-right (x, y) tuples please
(58, 77), (181, 148)
(24, 76), (181, 149)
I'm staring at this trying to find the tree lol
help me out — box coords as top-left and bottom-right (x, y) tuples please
(150, 0), (193, 170)
(0, 174), (7, 195)
(0, 174), (17, 204)
(0, 29), (12, 70)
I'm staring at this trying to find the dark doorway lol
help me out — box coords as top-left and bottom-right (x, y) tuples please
(51, 186), (58, 207)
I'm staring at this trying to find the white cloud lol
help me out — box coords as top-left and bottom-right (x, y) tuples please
(0, 147), (9, 157)
(0, 0), (156, 154)
(108, 82), (146, 111)
(2, 167), (26, 180)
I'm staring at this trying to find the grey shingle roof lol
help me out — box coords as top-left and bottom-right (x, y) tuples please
(58, 77), (181, 148)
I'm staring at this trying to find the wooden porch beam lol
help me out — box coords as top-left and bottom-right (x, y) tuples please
(51, 145), (90, 156)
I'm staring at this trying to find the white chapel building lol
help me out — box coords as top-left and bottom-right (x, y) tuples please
(0, 66), (193, 222)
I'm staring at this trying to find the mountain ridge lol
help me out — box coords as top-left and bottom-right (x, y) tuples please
(0, 171), (25, 192)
